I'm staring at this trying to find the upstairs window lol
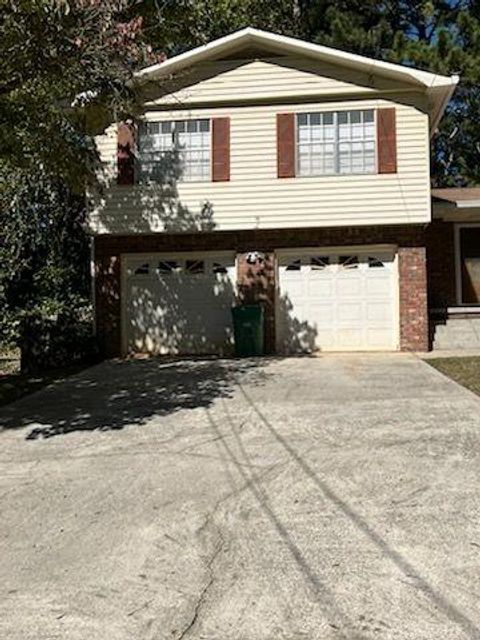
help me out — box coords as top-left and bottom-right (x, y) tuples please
(297, 110), (375, 176)
(138, 119), (211, 183)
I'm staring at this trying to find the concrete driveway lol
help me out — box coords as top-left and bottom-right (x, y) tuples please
(0, 354), (479, 640)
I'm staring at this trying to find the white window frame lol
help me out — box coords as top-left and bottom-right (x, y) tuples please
(454, 223), (480, 306)
(138, 119), (211, 183)
(296, 109), (377, 177)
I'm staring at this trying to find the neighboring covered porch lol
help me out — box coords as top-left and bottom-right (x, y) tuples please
(429, 188), (480, 349)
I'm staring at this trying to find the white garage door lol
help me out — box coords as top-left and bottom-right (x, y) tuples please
(277, 248), (398, 353)
(123, 253), (236, 355)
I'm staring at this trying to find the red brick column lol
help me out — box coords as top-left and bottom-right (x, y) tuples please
(398, 246), (429, 352)
(237, 252), (276, 354)
(95, 254), (121, 357)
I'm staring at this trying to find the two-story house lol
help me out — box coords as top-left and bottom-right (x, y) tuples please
(90, 28), (459, 357)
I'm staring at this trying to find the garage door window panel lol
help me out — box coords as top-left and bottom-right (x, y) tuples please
(213, 262), (228, 274)
(134, 262), (150, 275)
(158, 260), (179, 274)
(286, 259), (302, 271)
(368, 256), (386, 268)
(310, 256), (330, 270)
(339, 255), (359, 270)
(186, 259), (205, 275)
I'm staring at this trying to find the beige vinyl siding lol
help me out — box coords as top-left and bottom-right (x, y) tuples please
(145, 57), (414, 106)
(90, 96), (430, 235)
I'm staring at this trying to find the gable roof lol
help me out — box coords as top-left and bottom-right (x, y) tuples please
(134, 27), (459, 134)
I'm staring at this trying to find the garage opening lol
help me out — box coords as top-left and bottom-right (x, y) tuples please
(123, 252), (236, 355)
(276, 247), (399, 353)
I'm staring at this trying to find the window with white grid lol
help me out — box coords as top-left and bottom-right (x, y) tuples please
(297, 110), (376, 176)
(138, 119), (210, 182)
(175, 120), (210, 181)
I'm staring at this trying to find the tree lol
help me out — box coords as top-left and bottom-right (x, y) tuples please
(0, 0), (157, 187)
(0, 0), (156, 369)
(127, 0), (302, 56)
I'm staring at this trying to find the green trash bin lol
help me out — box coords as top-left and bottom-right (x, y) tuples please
(231, 304), (265, 357)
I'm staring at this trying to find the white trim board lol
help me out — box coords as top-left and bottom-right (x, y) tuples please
(454, 223), (480, 306)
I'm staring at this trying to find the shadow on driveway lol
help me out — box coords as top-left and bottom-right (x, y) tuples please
(229, 379), (480, 640)
(0, 357), (270, 440)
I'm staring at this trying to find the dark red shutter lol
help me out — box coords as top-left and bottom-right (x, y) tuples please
(277, 113), (296, 178)
(117, 120), (137, 185)
(212, 117), (230, 182)
(377, 108), (397, 174)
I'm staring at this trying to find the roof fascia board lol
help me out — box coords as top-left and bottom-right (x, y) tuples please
(456, 200), (480, 208)
(135, 27), (457, 90)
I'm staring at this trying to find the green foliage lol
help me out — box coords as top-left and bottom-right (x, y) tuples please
(0, 168), (92, 366)
(128, 0), (301, 55)
(0, 0), (156, 188)
(0, 0), (153, 368)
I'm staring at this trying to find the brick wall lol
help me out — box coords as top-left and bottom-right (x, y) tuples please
(398, 247), (429, 351)
(237, 252), (276, 353)
(94, 224), (429, 356)
(95, 254), (121, 358)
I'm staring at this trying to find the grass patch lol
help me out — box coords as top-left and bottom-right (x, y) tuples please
(427, 356), (480, 397)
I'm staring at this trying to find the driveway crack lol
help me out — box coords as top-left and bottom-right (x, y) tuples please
(176, 532), (225, 640)
(175, 459), (289, 640)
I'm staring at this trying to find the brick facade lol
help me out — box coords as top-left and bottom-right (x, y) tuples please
(94, 224), (429, 357)
(237, 252), (276, 353)
(94, 254), (121, 358)
(398, 247), (429, 351)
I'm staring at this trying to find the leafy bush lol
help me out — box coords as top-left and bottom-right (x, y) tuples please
(0, 169), (93, 372)
(19, 308), (98, 374)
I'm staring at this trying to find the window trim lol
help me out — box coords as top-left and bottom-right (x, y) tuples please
(295, 109), (377, 178)
(138, 118), (212, 184)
